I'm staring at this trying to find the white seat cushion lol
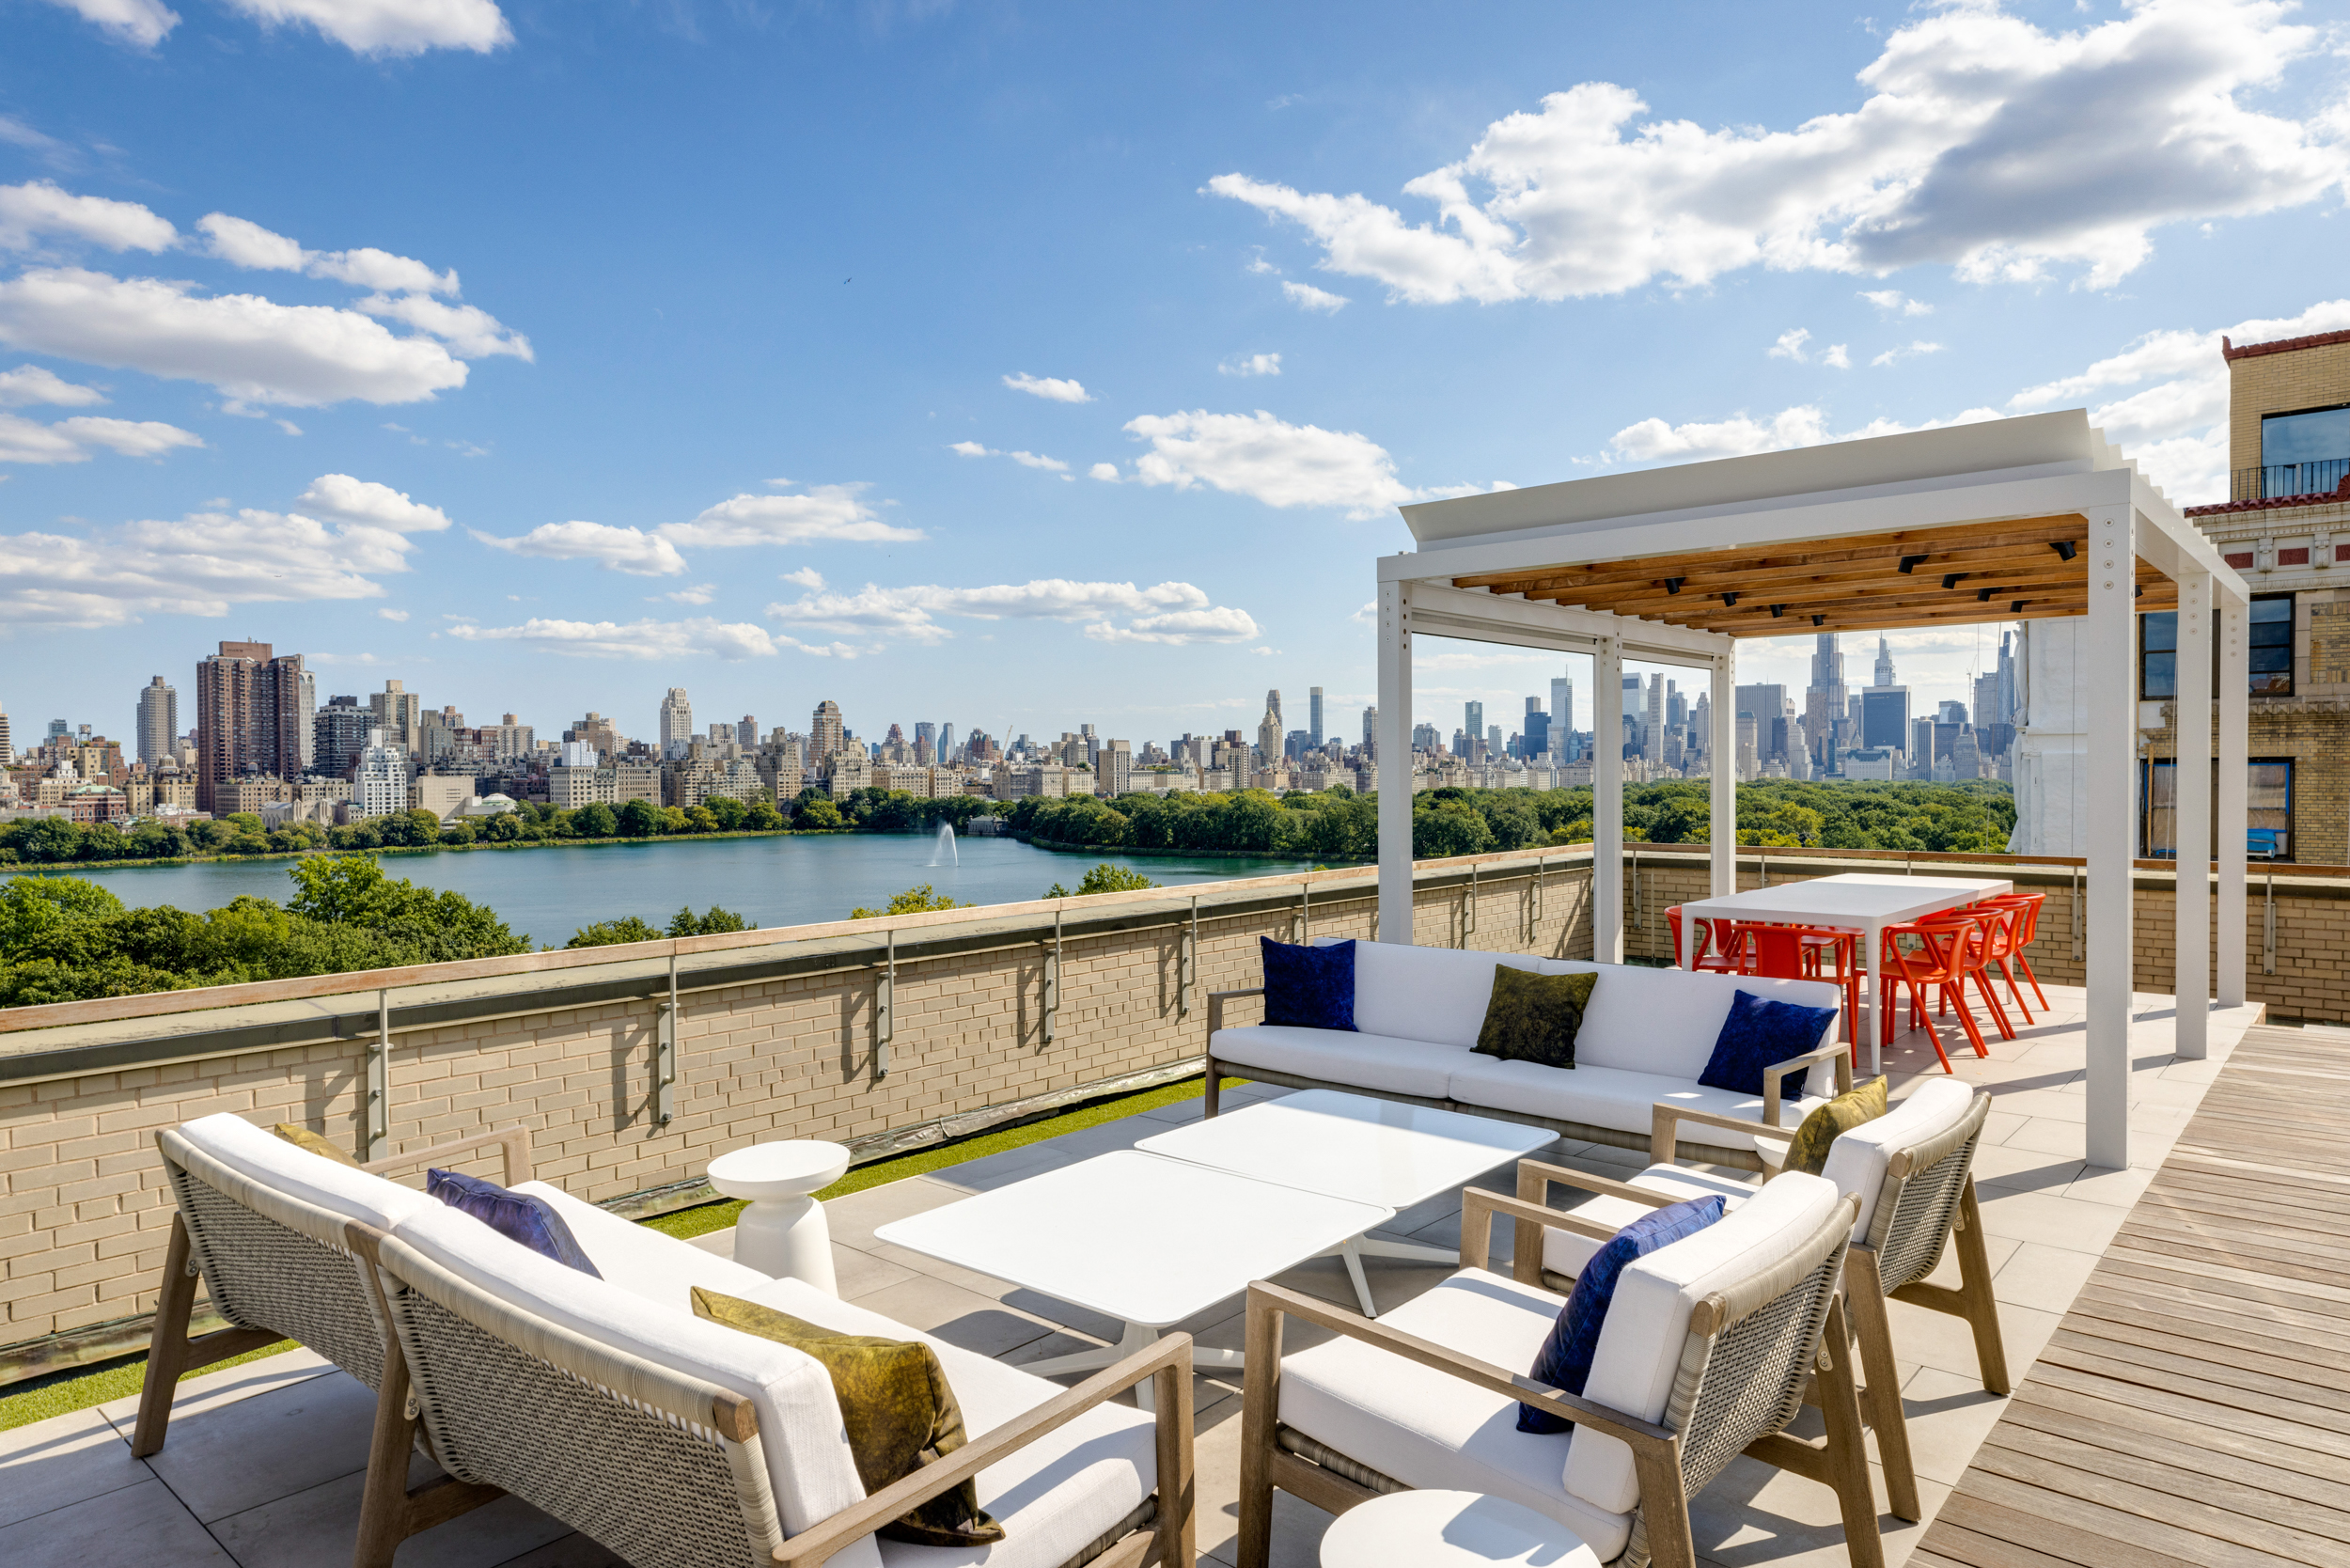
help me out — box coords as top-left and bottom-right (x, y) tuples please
(389, 1201), (883, 1568)
(1445, 1057), (1827, 1150)
(511, 1181), (777, 1312)
(1277, 1268), (1632, 1560)
(1543, 964), (1842, 1080)
(1211, 1026), (1468, 1102)
(172, 1112), (437, 1234)
(740, 1278), (1160, 1568)
(1567, 1171), (1841, 1514)
(1351, 943), (1554, 1048)
(1538, 1165), (1761, 1280)
(1823, 1078), (1977, 1240)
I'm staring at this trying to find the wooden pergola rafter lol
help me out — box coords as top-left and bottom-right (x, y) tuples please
(1371, 412), (2253, 1172)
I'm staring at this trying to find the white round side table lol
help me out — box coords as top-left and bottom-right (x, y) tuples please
(1319, 1490), (1598, 1567)
(706, 1141), (851, 1293)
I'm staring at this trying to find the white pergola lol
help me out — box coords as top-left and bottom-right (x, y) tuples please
(1373, 412), (2250, 1168)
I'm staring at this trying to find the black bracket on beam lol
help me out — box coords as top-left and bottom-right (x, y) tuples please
(1768, 604), (1786, 618)
(1899, 554), (1928, 573)
(1943, 572), (1966, 589)
(2012, 600), (2026, 613)
(2049, 541), (2077, 561)
(1721, 592), (1739, 607)
(1811, 614), (1825, 626)
(1663, 576), (1684, 595)
(1977, 587), (1995, 602)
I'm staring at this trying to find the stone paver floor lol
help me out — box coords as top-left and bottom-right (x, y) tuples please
(0, 983), (2266, 1568)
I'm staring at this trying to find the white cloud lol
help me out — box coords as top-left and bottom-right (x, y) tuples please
(35, 0), (180, 46)
(0, 181), (177, 253)
(1861, 290), (1934, 317)
(1870, 340), (1945, 368)
(1089, 462), (1120, 482)
(767, 578), (1255, 647)
(445, 616), (776, 661)
(356, 292), (530, 359)
(1219, 353), (1282, 377)
(0, 364), (105, 406)
(1611, 405), (1831, 464)
(1821, 343), (1851, 369)
(1280, 280), (1347, 313)
(1768, 328), (1811, 362)
(197, 214), (459, 295)
(779, 566), (825, 589)
(293, 473), (451, 532)
(0, 411), (202, 463)
(657, 583), (718, 605)
(1210, 1), (2349, 299)
(949, 441), (1069, 473)
(377, 607), (408, 621)
(474, 521), (688, 577)
(1120, 408), (1488, 519)
(0, 503), (414, 627)
(0, 267), (468, 406)
(662, 483), (924, 549)
(216, 0), (510, 55)
(1348, 601), (1377, 624)
(1002, 371), (1092, 403)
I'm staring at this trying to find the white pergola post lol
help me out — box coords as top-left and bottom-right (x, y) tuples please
(2173, 570), (2211, 1059)
(1709, 647), (1735, 898)
(1592, 635), (1625, 962)
(2217, 590), (2248, 1006)
(1375, 577), (1415, 945)
(2083, 504), (2138, 1169)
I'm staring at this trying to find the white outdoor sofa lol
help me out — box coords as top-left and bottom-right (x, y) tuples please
(142, 1113), (1196, 1568)
(1206, 945), (1850, 1169)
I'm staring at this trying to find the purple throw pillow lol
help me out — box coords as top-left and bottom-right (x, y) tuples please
(427, 1168), (602, 1278)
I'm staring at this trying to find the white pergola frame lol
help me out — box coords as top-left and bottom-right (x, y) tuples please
(1373, 413), (2249, 1168)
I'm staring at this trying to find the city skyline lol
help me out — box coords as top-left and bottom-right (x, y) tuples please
(6, 4), (2346, 737)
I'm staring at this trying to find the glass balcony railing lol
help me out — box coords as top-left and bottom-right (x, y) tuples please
(2231, 457), (2350, 501)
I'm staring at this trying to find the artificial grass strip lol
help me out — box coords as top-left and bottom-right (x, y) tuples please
(640, 1074), (1243, 1241)
(0, 1337), (297, 1433)
(4, 1074), (1239, 1432)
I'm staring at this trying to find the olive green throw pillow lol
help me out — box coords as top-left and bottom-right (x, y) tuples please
(690, 1288), (1003, 1548)
(273, 1122), (363, 1168)
(1778, 1075), (1888, 1178)
(1472, 968), (1597, 1070)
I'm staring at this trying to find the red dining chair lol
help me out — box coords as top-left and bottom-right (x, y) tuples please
(1964, 902), (2034, 1026)
(1877, 918), (1997, 1073)
(1665, 905), (1739, 972)
(1924, 911), (2016, 1043)
(1719, 922), (1863, 1056)
(1977, 892), (2051, 1011)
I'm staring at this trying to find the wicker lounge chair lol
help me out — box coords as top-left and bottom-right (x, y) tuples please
(1235, 1170), (1880, 1568)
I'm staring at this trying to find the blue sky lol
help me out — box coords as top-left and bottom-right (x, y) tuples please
(4, 0), (2347, 754)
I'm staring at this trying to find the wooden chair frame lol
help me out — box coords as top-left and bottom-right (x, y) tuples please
(132, 1123), (536, 1462)
(1235, 1189), (1882, 1568)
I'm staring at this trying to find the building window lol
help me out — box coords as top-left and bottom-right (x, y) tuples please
(2140, 610), (2176, 699)
(2249, 593), (2294, 695)
(2138, 758), (2295, 862)
(2259, 405), (2350, 498)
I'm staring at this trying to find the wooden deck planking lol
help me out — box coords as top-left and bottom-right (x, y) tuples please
(1914, 1024), (2350, 1568)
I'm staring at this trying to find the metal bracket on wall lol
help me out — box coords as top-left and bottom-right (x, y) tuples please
(654, 956), (679, 1121)
(2071, 870), (2085, 962)
(1178, 895), (1198, 1017)
(1297, 884), (1310, 944)
(1631, 849), (1644, 930)
(873, 932), (895, 1080)
(1461, 867), (1477, 948)
(2264, 874), (2277, 976)
(1528, 859), (1543, 943)
(366, 990), (390, 1162)
(1759, 855), (1770, 890)
(1042, 908), (1061, 1044)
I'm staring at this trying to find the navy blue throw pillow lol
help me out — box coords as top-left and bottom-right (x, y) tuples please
(1259, 937), (1355, 1031)
(1519, 1195), (1727, 1434)
(1696, 989), (1838, 1101)
(427, 1168), (603, 1278)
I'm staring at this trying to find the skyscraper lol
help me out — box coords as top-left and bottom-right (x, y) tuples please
(136, 676), (177, 765)
(1257, 702), (1281, 769)
(811, 699), (844, 759)
(659, 688), (694, 750)
(938, 722), (956, 763)
(313, 696), (370, 777)
(1804, 634), (1847, 766)
(1549, 675), (1574, 762)
(1644, 674), (1664, 758)
(1872, 636), (1897, 688)
(1308, 687), (1324, 747)
(369, 679), (421, 755)
(1522, 696), (1549, 760)
(1265, 689), (1282, 735)
(194, 641), (307, 813)
(738, 715), (759, 747)
(294, 664), (316, 769)
(1463, 700), (1483, 761)
(0, 704), (11, 766)
(1361, 705), (1377, 752)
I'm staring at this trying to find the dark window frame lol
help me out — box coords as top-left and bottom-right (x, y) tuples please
(2249, 592), (2295, 697)
(2138, 756), (2295, 863)
(2139, 609), (2178, 699)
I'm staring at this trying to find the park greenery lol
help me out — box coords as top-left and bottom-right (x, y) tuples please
(1045, 864), (1161, 899)
(849, 884), (971, 919)
(566, 906), (757, 949)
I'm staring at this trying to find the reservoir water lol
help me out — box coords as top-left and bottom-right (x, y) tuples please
(8, 835), (1312, 949)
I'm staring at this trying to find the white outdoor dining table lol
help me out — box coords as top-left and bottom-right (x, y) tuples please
(1677, 871), (2013, 1074)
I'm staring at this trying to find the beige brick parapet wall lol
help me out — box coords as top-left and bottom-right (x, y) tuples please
(4, 842), (2345, 1367)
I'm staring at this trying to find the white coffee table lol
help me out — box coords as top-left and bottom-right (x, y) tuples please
(1136, 1089), (1555, 1318)
(707, 1140), (852, 1293)
(875, 1149), (1391, 1400)
(1321, 1490), (1598, 1567)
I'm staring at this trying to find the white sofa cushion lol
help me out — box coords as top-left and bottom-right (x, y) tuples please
(1567, 1171), (1841, 1514)
(1445, 1057), (1827, 1150)
(1211, 1026), (1467, 1103)
(1547, 964), (1842, 1080)
(174, 1112), (436, 1234)
(1277, 1267), (1631, 1560)
(511, 1181), (776, 1312)
(740, 1278), (1160, 1568)
(389, 1201), (883, 1568)
(1538, 1165), (1761, 1280)
(1351, 943), (1553, 1049)
(1823, 1078), (1977, 1241)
